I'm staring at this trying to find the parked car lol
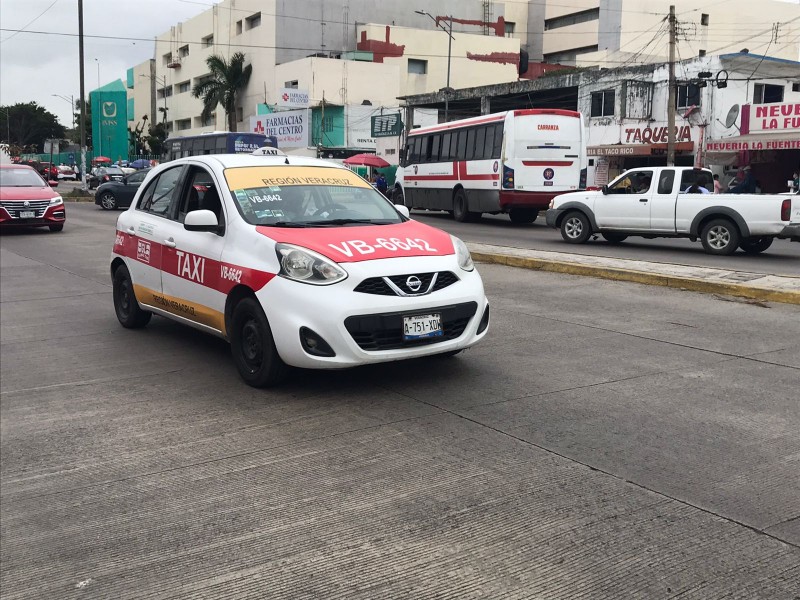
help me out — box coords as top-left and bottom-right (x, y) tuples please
(95, 168), (151, 210)
(110, 149), (489, 387)
(87, 166), (125, 190)
(545, 166), (799, 255)
(39, 162), (60, 181)
(0, 164), (66, 232)
(57, 165), (77, 181)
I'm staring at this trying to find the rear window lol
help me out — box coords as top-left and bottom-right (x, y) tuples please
(223, 166), (403, 227)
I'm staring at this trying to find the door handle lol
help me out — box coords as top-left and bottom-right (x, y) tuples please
(126, 226), (136, 235)
(639, 198), (648, 203)
(164, 237), (177, 248)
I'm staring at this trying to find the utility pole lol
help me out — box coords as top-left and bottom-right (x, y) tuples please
(667, 5), (676, 167)
(445, 16), (453, 122)
(78, 0), (87, 190)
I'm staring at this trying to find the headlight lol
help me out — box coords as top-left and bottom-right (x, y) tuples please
(49, 196), (63, 205)
(275, 243), (347, 285)
(451, 235), (474, 272)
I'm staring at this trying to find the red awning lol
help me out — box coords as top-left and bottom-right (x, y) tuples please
(705, 132), (800, 153)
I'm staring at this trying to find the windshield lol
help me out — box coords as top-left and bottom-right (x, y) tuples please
(223, 165), (403, 227)
(0, 168), (47, 187)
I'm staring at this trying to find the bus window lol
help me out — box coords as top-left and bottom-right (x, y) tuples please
(441, 133), (452, 161)
(475, 127), (487, 160)
(492, 125), (503, 159)
(427, 135), (441, 162)
(465, 129), (476, 161)
(411, 137), (422, 163)
(456, 131), (466, 161)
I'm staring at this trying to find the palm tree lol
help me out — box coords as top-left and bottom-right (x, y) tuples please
(192, 52), (252, 132)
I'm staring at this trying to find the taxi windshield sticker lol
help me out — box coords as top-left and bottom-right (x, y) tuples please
(224, 166), (372, 192)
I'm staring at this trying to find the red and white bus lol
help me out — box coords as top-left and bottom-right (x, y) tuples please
(394, 109), (587, 223)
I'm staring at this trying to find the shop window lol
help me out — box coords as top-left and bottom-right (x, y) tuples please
(753, 83), (784, 104)
(591, 90), (615, 117)
(408, 59), (427, 75)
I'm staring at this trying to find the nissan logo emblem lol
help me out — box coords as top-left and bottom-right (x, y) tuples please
(406, 276), (422, 292)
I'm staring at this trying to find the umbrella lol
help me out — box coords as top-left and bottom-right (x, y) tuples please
(93, 156), (111, 163)
(343, 153), (390, 168)
(129, 159), (151, 169)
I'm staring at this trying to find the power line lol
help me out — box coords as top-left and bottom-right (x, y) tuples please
(0, 0), (60, 45)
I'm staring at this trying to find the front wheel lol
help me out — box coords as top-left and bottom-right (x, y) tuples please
(739, 237), (773, 255)
(560, 211), (592, 244)
(230, 297), (288, 387)
(98, 191), (117, 210)
(509, 208), (539, 224)
(700, 218), (740, 255)
(601, 233), (628, 244)
(49, 224), (64, 232)
(112, 264), (151, 328)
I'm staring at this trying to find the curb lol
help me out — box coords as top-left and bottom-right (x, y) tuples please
(471, 251), (800, 306)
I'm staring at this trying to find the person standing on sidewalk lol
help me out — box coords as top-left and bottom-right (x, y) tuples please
(713, 174), (722, 194)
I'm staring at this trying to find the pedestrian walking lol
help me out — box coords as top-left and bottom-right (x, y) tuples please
(375, 173), (388, 197)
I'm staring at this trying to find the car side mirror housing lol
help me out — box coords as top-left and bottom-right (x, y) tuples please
(184, 209), (221, 234)
(395, 205), (410, 219)
(49, 180), (58, 187)
(601, 185), (608, 195)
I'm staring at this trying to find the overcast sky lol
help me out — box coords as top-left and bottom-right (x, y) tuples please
(0, 0), (223, 127)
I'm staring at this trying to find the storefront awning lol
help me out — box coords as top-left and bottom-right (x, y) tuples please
(705, 132), (800, 153)
(588, 142), (694, 157)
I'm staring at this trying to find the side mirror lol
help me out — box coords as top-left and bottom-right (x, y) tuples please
(601, 185), (608, 195)
(184, 209), (221, 234)
(49, 180), (59, 188)
(395, 205), (410, 219)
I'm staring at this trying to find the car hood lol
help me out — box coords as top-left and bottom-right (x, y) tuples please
(257, 220), (455, 263)
(553, 190), (602, 207)
(0, 186), (60, 201)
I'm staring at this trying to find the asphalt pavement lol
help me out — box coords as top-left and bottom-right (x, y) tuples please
(1, 204), (799, 599)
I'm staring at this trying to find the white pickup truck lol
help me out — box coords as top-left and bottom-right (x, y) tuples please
(545, 167), (799, 255)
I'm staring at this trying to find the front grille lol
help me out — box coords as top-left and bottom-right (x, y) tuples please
(345, 302), (478, 351)
(354, 271), (459, 296)
(0, 200), (51, 218)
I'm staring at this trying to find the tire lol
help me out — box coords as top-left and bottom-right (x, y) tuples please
(230, 297), (288, 387)
(392, 186), (405, 206)
(453, 189), (480, 223)
(700, 218), (740, 255)
(49, 224), (64, 232)
(739, 237), (773, 255)
(509, 208), (539, 224)
(98, 191), (117, 210)
(601, 232), (628, 244)
(560, 211), (592, 244)
(112, 264), (151, 328)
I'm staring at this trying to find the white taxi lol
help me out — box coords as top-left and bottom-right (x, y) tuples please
(110, 150), (489, 386)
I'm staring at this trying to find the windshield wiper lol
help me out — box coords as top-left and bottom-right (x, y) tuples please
(299, 218), (385, 227)
(267, 221), (311, 228)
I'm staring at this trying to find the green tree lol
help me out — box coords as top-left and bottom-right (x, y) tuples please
(145, 121), (167, 156)
(191, 52), (252, 132)
(0, 102), (65, 151)
(71, 97), (92, 148)
(128, 115), (149, 155)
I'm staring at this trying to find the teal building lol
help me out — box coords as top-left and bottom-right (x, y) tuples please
(91, 80), (128, 161)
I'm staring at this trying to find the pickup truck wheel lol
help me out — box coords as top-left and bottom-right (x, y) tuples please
(601, 233), (628, 244)
(509, 208), (538, 224)
(739, 237), (773, 254)
(560, 211), (592, 244)
(700, 218), (740, 255)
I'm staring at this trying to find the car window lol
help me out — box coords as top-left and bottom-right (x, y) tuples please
(680, 169), (713, 193)
(657, 170), (675, 194)
(607, 170), (653, 194)
(178, 167), (224, 226)
(223, 165), (403, 227)
(137, 167), (184, 217)
(127, 171), (147, 184)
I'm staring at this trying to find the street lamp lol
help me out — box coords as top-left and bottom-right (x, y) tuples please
(415, 10), (454, 122)
(52, 94), (76, 128)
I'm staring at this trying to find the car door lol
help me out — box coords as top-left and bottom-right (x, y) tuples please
(123, 165), (186, 308)
(649, 169), (677, 232)
(594, 170), (654, 230)
(120, 170), (148, 208)
(159, 164), (227, 334)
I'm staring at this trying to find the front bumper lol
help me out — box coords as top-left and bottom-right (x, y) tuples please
(778, 224), (800, 242)
(545, 208), (563, 229)
(0, 204), (66, 227)
(258, 255), (489, 369)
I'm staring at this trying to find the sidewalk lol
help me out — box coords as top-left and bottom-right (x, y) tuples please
(468, 243), (800, 306)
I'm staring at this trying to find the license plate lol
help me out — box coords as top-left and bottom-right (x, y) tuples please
(20, 210), (35, 218)
(403, 313), (442, 340)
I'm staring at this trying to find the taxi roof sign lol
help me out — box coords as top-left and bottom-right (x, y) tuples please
(252, 146), (286, 157)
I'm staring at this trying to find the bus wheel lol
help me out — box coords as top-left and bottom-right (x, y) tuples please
(509, 208), (539, 224)
(392, 186), (405, 205)
(453, 190), (479, 223)
(560, 211), (592, 244)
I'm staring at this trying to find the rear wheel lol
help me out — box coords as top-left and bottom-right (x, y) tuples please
(560, 211), (592, 244)
(112, 265), (151, 328)
(509, 208), (539, 224)
(453, 189), (480, 223)
(700, 218), (740, 255)
(98, 191), (117, 210)
(230, 297), (288, 387)
(739, 237), (773, 254)
(601, 232), (628, 244)
(49, 224), (64, 232)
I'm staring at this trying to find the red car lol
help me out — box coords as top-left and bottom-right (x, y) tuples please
(0, 164), (66, 232)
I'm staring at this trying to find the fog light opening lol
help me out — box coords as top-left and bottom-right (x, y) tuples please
(300, 327), (336, 357)
(477, 305), (490, 334)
